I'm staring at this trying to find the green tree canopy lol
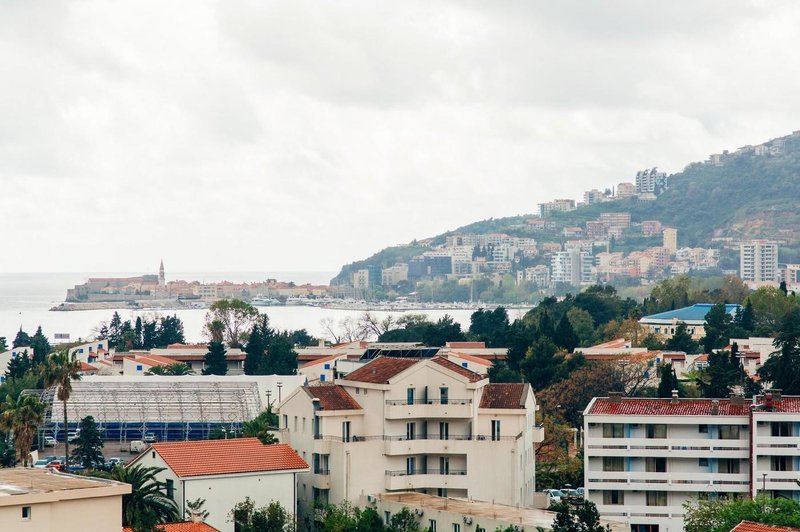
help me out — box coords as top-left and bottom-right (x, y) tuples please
(684, 496), (800, 532)
(205, 299), (260, 347)
(72, 415), (104, 468)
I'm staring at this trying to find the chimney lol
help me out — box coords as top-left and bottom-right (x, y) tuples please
(771, 389), (783, 402)
(189, 510), (204, 523)
(765, 392), (774, 412)
(319, 339), (326, 348)
(711, 400), (720, 415)
(671, 390), (679, 404)
(730, 393), (744, 406)
(608, 392), (623, 403)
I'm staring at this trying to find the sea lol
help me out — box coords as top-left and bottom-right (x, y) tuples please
(0, 272), (526, 344)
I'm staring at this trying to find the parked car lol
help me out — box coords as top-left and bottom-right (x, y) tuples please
(43, 436), (57, 447)
(67, 429), (81, 442)
(543, 489), (565, 505)
(44, 456), (56, 464)
(130, 440), (147, 453)
(46, 460), (64, 472)
(143, 432), (158, 443)
(33, 459), (50, 469)
(105, 457), (124, 468)
(575, 487), (585, 499)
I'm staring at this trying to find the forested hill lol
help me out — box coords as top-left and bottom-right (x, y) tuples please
(333, 130), (800, 284)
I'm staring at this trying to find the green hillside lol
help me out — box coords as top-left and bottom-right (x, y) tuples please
(334, 130), (800, 283)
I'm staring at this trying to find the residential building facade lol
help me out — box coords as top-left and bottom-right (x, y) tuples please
(740, 240), (779, 283)
(278, 356), (542, 526)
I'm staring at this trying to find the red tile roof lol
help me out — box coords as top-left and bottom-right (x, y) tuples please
(123, 523), (219, 532)
(731, 521), (800, 532)
(431, 356), (486, 382)
(587, 338), (630, 349)
(479, 383), (529, 409)
(342, 357), (419, 384)
(446, 341), (486, 349)
(755, 396), (800, 413)
(302, 353), (346, 368)
(447, 352), (493, 367)
(140, 439), (308, 478)
(306, 385), (362, 410)
(588, 398), (751, 416)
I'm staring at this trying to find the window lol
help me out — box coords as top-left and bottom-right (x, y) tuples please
(440, 387), (449, 405)
(603, 490), (624, 505)
(699, 424), (708, 433)
(384, 512), (391, 525)
(324, 363), (330, 370)
(407, 388), (415, 405)
(429, 520), (437, 532)
(342, 421), (351, 443)
(772, 422), (792, 437)
(462, 362), (468, 368)
(406, 422), (416, 441)
(406, 457), (416, 475)
(294, 417), (298, 432)
(603, 423), (624, 438)
(719, 459), (740, 474)
(440, 456), (450, 475)
(699, 458), (709, 467)
(772, 456), (791, 471)
(491, 420), (501, 441)
(440, 422), (449, 441)
(355, 388), (360, 395)
(603, 457), (624, 472)
(165, 479), (174, 498)
(646, 424), (667, 439)
(646, 457), (667, 473)
(320, 374), (326, 382)
(302, 417), (306, 432)
(437, 488), (448, 497)
(719, 425), (740, 440)
(452, 524), (461, 532)
(136, 365), (143, 371)
(631, 526), (660, 532)
(282, 415), (288, 429)
(22, 506), (31, 520)
(646, 491), (667, 507)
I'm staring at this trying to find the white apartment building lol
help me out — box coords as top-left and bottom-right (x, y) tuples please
(278, 356), (542, 524)
(352, 269), (371, 289)
(551, 249), (595, 286)
(381, 264), (409, 286)
(740, 240), (779, 283)
(584, 391), (800, 532)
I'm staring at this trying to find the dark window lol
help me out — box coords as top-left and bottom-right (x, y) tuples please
(165, 479), (174, 498)
(603, 424), (624, 438)
(22, 506), (31, 520)
(772, 422), (792, 437)
(646, 457), (667, 473)
(719, 459), (740, 474)
(699, 425), (708, 433)
(719, 425), (740, 440)
(407, 388), (415, 405)
(646, 424), (667, 439)
(603, 490), (624, 505)
(646, 491), (667, 506)
(772, 456), (791, 471)
(699, 458), (709, 467)
(440, 387), (449, 405)
(491, 420), (501, 441)
(603, 457), (624, 472)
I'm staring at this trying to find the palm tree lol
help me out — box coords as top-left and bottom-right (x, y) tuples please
(41, 350), (81, 469)
(99, 464), (179, 528)
(146, 363), (193, 376)
(0, 394), (45, 466)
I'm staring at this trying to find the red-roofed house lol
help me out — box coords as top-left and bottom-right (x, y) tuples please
(730, 522), (800, 532)
(127, 439), (308, 532)
(279, 356), (541, 514)
(123, 522), (219, 532)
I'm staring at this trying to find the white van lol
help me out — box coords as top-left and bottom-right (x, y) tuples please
(129, 440), (147, 453)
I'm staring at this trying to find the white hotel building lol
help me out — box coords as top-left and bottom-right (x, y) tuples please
(584, 391), (800, 532)
(278, 356), (542, 525)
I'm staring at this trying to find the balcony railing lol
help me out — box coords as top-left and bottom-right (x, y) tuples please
(386, 469), (467, 477)
(314, 434), (518, 442)
(386, 398), (472, 406)
(313, 468), (330, 475)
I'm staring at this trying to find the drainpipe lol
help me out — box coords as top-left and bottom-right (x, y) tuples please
(749, 400), (755, 498)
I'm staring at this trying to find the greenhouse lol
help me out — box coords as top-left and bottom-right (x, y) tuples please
(24, 374), (303, 442)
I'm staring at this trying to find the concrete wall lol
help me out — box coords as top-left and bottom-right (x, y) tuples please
(0, 495), (123, 532)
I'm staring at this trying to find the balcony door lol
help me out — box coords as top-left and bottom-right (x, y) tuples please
(440, 387), (449, 405)
(439, 422), (449, 441)
(406, 422), (416, 441)
(342, 421), (351, 443)
(439, 456), (450, 475)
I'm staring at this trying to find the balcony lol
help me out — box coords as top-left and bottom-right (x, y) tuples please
(385, 398), (473, 419)
(754, 436), (800, 455)
(586, 437), (749, 458)
(586, 470), (750, 492)
(383, 434), (516, 455)
(311, 470), (330, 489)
(385, 469), (470, 491)
(594, 504), (682, 520)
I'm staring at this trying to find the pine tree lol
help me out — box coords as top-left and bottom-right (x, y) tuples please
(30, 326), (51, 365)
(657, 363), (679, 398)
(0, 337), (7, 352)
(12, 328), (31, 348)
(134, 317), (143, 349)
(738, 299), (755, 332)
(262, 333), (297, 375)
(4, 350), (31, 380)
(665, 322), (699, 354)
(555, 314), (580, 352)
(244, 316), (271, 376)
(72, 416), (104, 468)
(203, 341), (228, 375)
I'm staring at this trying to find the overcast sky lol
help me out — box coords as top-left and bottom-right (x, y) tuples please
(2, 1), (800, 276)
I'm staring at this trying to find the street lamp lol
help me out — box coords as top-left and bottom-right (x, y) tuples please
(266, 390), (272, 409)
(277, 382), (283, 403)
(762, 472), (768, 493)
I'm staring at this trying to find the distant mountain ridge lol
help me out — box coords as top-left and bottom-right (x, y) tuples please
(333, 130), (800, 284)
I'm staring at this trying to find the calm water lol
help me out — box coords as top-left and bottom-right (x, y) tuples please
(0, 272), (523, 343)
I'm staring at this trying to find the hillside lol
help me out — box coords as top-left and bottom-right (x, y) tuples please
(333, 130), (800, 284)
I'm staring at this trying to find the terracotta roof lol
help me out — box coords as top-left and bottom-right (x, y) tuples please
(136, 354), (177, 366)
(79, 362), (98, 372)
(341, 357), (419, 384)
(731, 521), (800, 532)
(479, 383), (529, 409)
(123, 523), (219, 532)
(431, 356), (486, 382)
(140, 439), (308, 478)
(588, 398), (751, 416)
(447, 352), (493, 367)
(167, 344), (208, 349)
(445, 341), (486, 349)
(302, 353), (346, 368)
(587, 338), (630, 349)
(754, 396), (800, 413)
(306, 385), (361, 410)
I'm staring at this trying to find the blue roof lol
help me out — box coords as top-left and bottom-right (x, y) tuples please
(641, 304), (741, 324)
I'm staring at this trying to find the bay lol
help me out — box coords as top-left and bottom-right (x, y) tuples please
(0, 272), (526, 343)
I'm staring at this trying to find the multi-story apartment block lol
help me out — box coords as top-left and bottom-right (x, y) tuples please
(551, 249), (595, 286)
(616, 182), (637, 198)
(538, 199), (576, 218)
(641, 220), (663, 237)
(740, 240), (779, 283)
(352, 269), (371, 289)
(584, 189), (608, 205)
(278, 356), (542, 521)
(516, 265), (550, 288)
(599, 212), (631, 228)
(381, 264), (409, 286)
(584, 391), (800, 532)
(662, 228), (678, 253)
(635, 168), (668, 195)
